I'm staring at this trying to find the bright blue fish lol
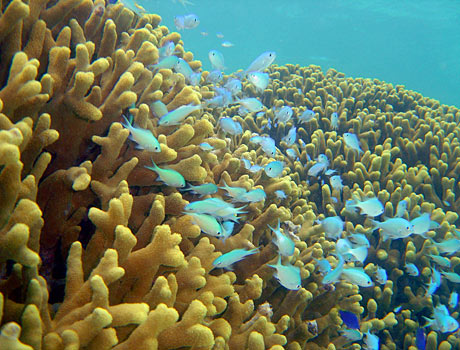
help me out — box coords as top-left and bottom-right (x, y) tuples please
(416, 328), (426, 350)
(339, 311), (360, 330)
(264, 161), (284, 178)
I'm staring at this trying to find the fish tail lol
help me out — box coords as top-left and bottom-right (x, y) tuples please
(421, 317), (433, 328)
(121, 114), (132, 129)
(369, 219), (380, 232)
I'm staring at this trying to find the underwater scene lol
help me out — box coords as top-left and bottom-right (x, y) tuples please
(0, 0), (460, 350)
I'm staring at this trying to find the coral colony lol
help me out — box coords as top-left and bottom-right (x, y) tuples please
(0, 1), (460, 349)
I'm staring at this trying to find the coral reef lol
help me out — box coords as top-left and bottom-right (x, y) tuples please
(1, 1), (460, 350)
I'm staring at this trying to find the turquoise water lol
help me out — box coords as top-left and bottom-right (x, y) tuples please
(133, 0), (460, 107)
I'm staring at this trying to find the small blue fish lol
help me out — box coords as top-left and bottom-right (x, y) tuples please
(330, 112), (339, 130)
(339, 311), (360, 329)
(268, 219), (295, 256)
(220, 221), (235, 242)
(237, 97), (264, 113)
(182, 183), (218, 197)
(122, 115), (161, 152)
(374, 266), (388, 284)
(314, 258), (331, 274)
(199, 142), (214, 151)
(431, 238), (460, 255)
(187, 212), (223, 237)
(323, 254), (344, 284)
(317, 216), (344, 240)
(208, 50), (226, 71)
(423, 304), (459, 333)
(329, 175), (344, 193)
(174, 58), (194, 80)
(151, 55), (179, 70)
(282, 126), (296, 146)
(395, 199), (407, 217)
(339, 329), (363, 342)
(264, 161), (284, 178)
(341, 267), (374, 287)
(206, 70), (224, 84)
(224, 79), (242, 96)
(220, 180), (247, 199)
(286, 149), (297, 160)
(159, 41), (176, 59)
(219, 117), (243, 135)
(248, 71), (269, 93)
(221, 40), (234, 48)
(174, 13), (200, 30)
(427, 254), (451, 268)
(416, 328), (426, 350)
(240, 188), (266, 203)
(145, 160), (185, 188)
(343, 132), (363, 154)
(213, 248), (259, 269)
(274, 106), (293, 124)
(188, 72), (202, 86)
(347, 234), (370, 248)
(268, 255), (301, 290)
(150, 100), (168, 118)
(159, 104), (201, 126)
(298, 109), (315, 123)
(346, 197), (384, 217)
(404, 263), (419, 276)
(449, 291), (458, 309)
(250, 135), (277, 157)
(274, 190), (287, 199)
(245, 51), (276, 74)
(363, 331), (379, 350)
(371, 217), (414, 241)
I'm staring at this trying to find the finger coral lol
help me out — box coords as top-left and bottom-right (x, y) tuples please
(1, 1), (460, 350)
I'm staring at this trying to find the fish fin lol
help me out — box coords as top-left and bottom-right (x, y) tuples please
(422, 317), (433, 328)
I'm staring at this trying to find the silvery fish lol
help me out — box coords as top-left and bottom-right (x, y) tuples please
(264, 160), (284, 178)
(152, 55), (180, 70)
(213, 248), (259, 269)
(206, 70), (223, 84)
(371, 218), (414, 241)
(248, 71), (269, 92)
(346, 197), (384, 217)
(268, 219), (295, 257)
(245, 51), (276, 74)
(174, 13), (200, 30)
(274, 106), (293, 124)
(122, 115), (161, 152)
(237, 97), (264, 113)
(330, 112), (339, 130)
(187, 212), (223, 237)
(395, 199), (408, 217)
(208, 49), (226, 71)
(268, 255), (301, 290)
(281, 126), (296, 146)
(423, 304), (459, 333)
(329, 175), (344, 193)
(317, 216), (344, 240)
(145, 160), (185, 188)
(240, 188), (266, 203)
(322, 254), (344, 284)
(159, 104), (201, 126)
(219, 117), (243, 135)
(182, 183), (218, 197)
(298, 109), (315, 123)
(174, 58), (194, 80)
(343, 132), (363, 154)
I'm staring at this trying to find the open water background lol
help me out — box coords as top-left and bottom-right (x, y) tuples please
(131, 0), (460, 107)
